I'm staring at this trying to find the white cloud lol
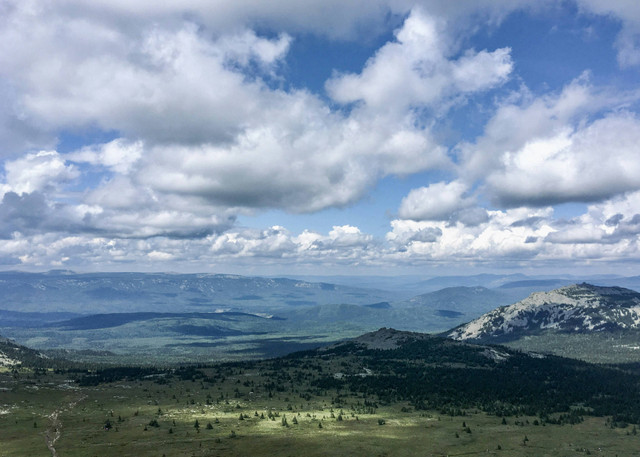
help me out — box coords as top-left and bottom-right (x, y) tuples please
(83, 176), (151, 210)
(216, 30), (292, 69)
(147, 250), (175, 261)
(133, 109), (447, 213)
(452, 48), (513, 93)
(208, 224), (374, 260)
(0, 80), (54, 156)
(455, 76), (640, 208)
(1, 5), (454, 219)
(386, 220), (443, 246)
(69, 139), (143, 174)
(0, 0), (638, 273)
(388, 207), (555, 262)
(398, 180), (473, 221)
(4, 22), (272, 144)
(386, 188), (640, 267)
(486, 112), (640, 206)
(1, 150), (78, 195)
(0, 193), (637, 271)
(457, 77), (602, 182)
(323, 225), (374, 248)
(0, 152), (238, 240)
(547, 191), (640, 246)
(326, 9), (513, 113)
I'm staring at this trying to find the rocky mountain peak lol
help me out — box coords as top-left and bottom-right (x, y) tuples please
(447, 283), (640, 342)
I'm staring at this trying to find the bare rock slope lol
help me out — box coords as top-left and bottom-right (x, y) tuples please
(448, 283), (640, 342)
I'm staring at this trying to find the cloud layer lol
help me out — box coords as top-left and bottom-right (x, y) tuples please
(0, 1), (639, 273)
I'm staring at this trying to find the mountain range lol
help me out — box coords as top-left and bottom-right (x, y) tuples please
(0, 283), (534, 362)
(0, 270), (396, 314)
(2, 271), (640, 363)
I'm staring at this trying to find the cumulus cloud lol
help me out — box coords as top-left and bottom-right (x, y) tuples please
(49, 0), (391, 40)
(454, 76), (640, 208)
(216, 30), (292, 70)
(486, 112), (640, 207)
(0, 154), (236, 241)
(1, 150), (78, 195)
(68, 139), (143, 174)
(0, 4), (461, 221)
(458, 77), (603, 181)
(386, 220), (443, 246)
(398, 180), (473, 221)
(0, 192), (50, 238)
(312, 225), (374, 249)
(1, 21), (277, 144)
(135, 113), (447, 213)
(455, 207), (490, 227)
(0, 4), (470, 248)
(555, 191), (640, 245)
(0, 0), (638, 272)
(208, 224), (374, 261)
(386, 187), (640, 267)
(121, 7), (515, 215)
(0, 80), (54, 156)
(326, 9), (513, 113)
(0, 196), (636, 271)
(388, 207), (556, 262)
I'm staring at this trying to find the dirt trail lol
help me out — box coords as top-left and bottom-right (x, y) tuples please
(44, 395), (87, 457)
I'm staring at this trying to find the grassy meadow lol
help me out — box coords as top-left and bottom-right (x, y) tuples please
(2, 364), (640, 457)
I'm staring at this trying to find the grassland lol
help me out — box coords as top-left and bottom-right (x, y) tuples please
(2, 359), (640, 457)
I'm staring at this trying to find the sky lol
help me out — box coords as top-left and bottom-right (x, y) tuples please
(0, 0), (640, 276)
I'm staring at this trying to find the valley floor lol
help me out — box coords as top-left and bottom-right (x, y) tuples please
(1, 367), (639, 457)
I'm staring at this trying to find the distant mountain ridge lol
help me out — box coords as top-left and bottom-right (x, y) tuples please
(0, 270), (395, 313)
(394, 286), (513, 316)
(448, 283), (640, 342)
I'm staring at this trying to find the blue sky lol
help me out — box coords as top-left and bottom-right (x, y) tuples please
(0, 0), (639, 276)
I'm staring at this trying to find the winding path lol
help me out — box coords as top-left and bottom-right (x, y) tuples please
(44, 394), (87, 457)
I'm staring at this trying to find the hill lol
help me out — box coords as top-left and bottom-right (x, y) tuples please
(0, 336), (49, 368)
(448, 283), (640, 340)
(447, 283), (640, 362)
(286, 328), (640, 422)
